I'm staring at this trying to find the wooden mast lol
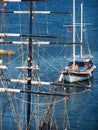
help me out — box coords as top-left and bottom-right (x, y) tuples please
(27, 1), (46, 129)
(27, 1), (33, 130)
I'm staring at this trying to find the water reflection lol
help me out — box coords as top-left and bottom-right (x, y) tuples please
(63, 79), (92, 94)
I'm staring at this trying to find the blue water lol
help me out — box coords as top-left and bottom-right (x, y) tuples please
(0, 0), (98, 130)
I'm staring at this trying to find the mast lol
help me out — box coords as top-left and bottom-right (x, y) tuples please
(27, 1), (33, 130)
(73, 0), (76, 66)
(80, 3), (83, 57)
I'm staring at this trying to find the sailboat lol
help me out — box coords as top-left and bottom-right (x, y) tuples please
(0, 0), (94, 129)
(60, 0), (96, 83)
(0, 0), (72, 130)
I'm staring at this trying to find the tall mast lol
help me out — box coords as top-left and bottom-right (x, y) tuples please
(27, 1), (33, 130)
(73, 0), (76, 66)
(80, 3), (83, 57)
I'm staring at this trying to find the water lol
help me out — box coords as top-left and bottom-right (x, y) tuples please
(0, 0), (98, 130)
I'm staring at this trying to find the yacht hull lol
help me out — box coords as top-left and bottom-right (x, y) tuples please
(63, 72), (92, 82)
(61, 65), (96, 83)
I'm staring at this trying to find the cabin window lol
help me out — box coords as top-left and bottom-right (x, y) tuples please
(68, 61), (88, 67)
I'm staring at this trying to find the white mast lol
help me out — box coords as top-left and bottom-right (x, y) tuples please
(73, 0), (76, 66)
(80, 3), (83, 57)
